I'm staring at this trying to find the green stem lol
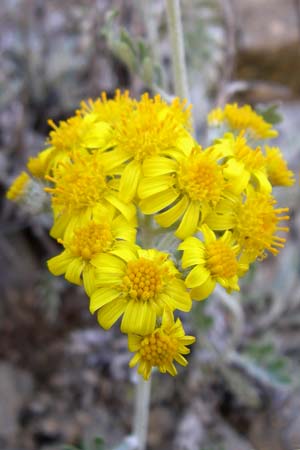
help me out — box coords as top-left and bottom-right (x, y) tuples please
(133, 375), (152, 450)
(165, 0), (190, 101)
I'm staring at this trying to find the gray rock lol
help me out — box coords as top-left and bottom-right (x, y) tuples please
(209, 420), (256, 450)
(0, 362), (34, 443)
(173, 400), (206, 450)
(233, 0), (299, 51)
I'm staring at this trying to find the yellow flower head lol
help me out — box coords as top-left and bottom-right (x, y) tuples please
(234, 191), (289, 262)
(206, 190), (290, 262)
(80, 89), (135, 126)
(115, 93), (192, 160)
(6, 171), (30, 201)
(90, 247), (192, 335)
(106, 93), (194, 202)
(128, 308), (195, 380)
(178, 225), (244, 300)
(214, 132), (271, 193)
(139, 146), (228, 239)
(47, 113), (112, 155)
(47, 212), (136, 296)
(265, 146), (295, 187)
(44, 113), (113, 177)
(45, 151), (135, 239)
(208, 103), (278, 140)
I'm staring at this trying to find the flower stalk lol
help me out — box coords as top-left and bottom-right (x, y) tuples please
(133, 375), (152, 450)
(165, 0), (189, 101)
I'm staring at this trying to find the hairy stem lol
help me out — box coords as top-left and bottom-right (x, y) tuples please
(133, 374), (152, 450)
(165, 0), (190, 101)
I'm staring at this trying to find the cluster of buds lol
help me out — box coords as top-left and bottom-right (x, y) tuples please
(7, 91), (294, 379)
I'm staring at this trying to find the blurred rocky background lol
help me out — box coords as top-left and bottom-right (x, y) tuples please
(0, 1), (300, 450)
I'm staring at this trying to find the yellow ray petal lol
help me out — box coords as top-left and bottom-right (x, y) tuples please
(82, 265), (98, 296)
(138, 175), (173, 199)
(50, 214), (70, 239)
(92, 253), (126, 272)
(185, 265), (210, 288)
(90, 287), (121, 313)
(180, 246), (205, 268)
(110, 242), (137, 262)
(105, 193), (136, 222)
(94, 273), (122, 286)
(47, 251), (74, 276)
(142, 156), (177, 177)
(128, 334), (143, 352)
(65, 258), (85, 285)
(139, 188), (179, 214)
(175, 201), (200, 239)
(97, 297), (127, 329)
(165, 362), (177, 376)
(121, 300), (156, 335)
(253, 170), (272, 193)
(190, 276), (216, 300)
(174, 353), (188, 366)
(163, 280), (192, 312)
(155, 195), (188, 228)
(178, 236), (204, 251)
(129, 352), (141, 368)
(119, 160), (142, 203)
(200, 224), (216, 244)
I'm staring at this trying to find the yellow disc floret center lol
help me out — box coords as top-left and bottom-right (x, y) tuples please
(178, 153), (224, 203)
(140, 331), (178, 366)
(48, 154), (107, 212)
(123, 258), (163, 301)
(114, 94), (186, 162)
(69, 222), (113, 260)
(205, 241), (238, 279)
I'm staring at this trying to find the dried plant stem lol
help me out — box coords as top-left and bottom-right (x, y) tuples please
(133, 376), (152, 450)
(165, 0), (189, 101)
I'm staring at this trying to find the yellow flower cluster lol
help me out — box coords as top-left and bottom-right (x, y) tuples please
(207, 103), (279, 139)
(6, 92), (294, 379)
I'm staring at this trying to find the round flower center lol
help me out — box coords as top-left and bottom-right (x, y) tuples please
(140, 332), (178, 366)
(123, 258), (163, 301)
(235, 193), (289, 258)
(178, 152), (224, 203)
(69, 222), (113, 260)
(48, 153), (107, 213)
(206, 241), (238, 279)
